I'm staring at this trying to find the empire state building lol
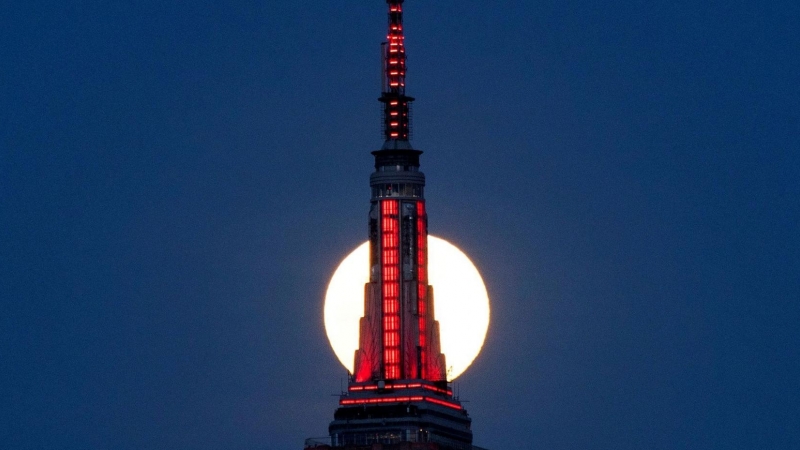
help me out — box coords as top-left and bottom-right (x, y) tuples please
(305, 2), (488, 449)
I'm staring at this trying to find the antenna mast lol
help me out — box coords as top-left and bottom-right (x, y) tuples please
(380, 0), (414, 148)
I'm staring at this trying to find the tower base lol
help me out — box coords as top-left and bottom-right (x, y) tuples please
(305, 380), (485, 450)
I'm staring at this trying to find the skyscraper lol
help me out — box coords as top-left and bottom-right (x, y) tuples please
(305, 2), (487, 449)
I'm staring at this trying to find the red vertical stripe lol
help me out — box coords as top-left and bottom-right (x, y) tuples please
(381, 200), (400, 380)
(416, 201), (428, 379)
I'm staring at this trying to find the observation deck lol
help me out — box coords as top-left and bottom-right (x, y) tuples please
(324, 380), (474, 449)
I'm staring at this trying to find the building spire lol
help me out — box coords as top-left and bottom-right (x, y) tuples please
(381, 0), (414, 148)
(318, 3), (477, 446)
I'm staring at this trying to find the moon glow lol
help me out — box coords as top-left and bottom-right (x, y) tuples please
(324, 236), (490, 380)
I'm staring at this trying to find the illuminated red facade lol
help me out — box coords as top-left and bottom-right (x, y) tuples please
(306, 2), (482, 449)
(353, 192), (447, 384)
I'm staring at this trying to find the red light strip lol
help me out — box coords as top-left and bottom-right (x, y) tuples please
(348, 383), (452, 396)
(341, 396), (423, 405)
(424, 397), (462, 410)
(416, 201), (428, 379)
(381, 200), (400, 380)
(340, 396), (462, 410)
(422, 385), (452, 395)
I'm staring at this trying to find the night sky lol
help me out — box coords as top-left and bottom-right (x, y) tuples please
(2, 1), (798, 449)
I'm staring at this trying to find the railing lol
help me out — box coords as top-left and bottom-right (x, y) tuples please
(305, 431), (488, 450)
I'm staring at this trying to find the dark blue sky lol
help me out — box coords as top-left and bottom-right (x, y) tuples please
(2, 1), (798, 449)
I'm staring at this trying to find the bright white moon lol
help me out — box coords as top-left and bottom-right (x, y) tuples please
(324, 236), (490, 380)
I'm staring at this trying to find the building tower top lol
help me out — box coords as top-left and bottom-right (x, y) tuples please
(307, 2), (481, 448)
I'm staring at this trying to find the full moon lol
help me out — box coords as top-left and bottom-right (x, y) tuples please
(324, 235), (490, 380)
